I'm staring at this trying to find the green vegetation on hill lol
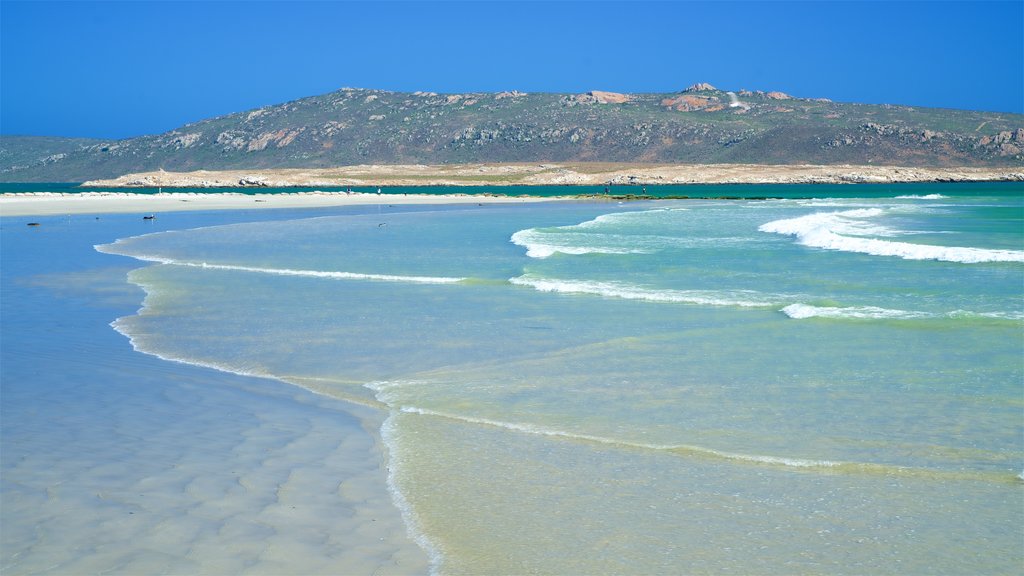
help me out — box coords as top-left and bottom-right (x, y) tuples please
(1, 86), (1021, 182)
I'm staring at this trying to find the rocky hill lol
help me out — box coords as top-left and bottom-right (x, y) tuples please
(2, 84), (1022, 182)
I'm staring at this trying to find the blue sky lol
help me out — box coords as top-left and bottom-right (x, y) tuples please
(2, 1), (1022, 139)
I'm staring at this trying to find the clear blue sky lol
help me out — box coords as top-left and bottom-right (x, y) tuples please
(2, 1), (1022, 139)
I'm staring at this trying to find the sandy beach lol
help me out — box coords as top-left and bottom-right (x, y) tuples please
(0, 190), (554, 217)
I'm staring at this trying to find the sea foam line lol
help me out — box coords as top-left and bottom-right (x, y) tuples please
(101, 253), (465, 284)
(380, 413), (445, 576)
(107, 276), (280, 384)
(782, 303), (1024, 321)
(394, 405), (838, 469)
(781, 303), (933, 320)
(389, 405), (1016, 483)
(509, 275), (781, 307)
(759, 208), (1024, 263)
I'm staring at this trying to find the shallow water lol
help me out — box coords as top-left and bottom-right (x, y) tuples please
(46, 185), (1024, 573)
(0, 208), (428, 575)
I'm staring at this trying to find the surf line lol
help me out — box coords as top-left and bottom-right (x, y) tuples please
(111, 255), (467, 285)
(393, 406), (1020, 484)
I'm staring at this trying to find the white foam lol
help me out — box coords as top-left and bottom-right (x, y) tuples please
(509, 229), (651, 258)
(783, 304), (1024, 322)
(574, 212), (632, 229)
(759, 209), (1024, 263)
(781, 303), (932, 320)
(101, 253), (465, 285)
(948, 309), (1024, 321)
(510, 209), (693, 258)
(392, 405), (845, 470)
(895, 194), (947, 200)
(509, 275), (780, 308)
(382, 405), (1019, 482)
(107, 278), (275, 382)
(380, 413), (445, 576)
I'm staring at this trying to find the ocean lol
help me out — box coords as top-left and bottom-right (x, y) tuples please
(12, 182), (1023, 573)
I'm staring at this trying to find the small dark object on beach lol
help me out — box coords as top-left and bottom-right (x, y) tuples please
(27, 222), (40, 226)
(143, 215), (156, 220)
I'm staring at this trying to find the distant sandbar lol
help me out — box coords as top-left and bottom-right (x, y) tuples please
(80, 163), (1024, 188)
(0, 191), (553, 217)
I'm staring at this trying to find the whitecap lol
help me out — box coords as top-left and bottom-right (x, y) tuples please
(510, 229), (654, 258)
(509, 275), (781, 308)
(759, 209), (1024, 263)
(782, 304), (1024, 322)
(947, 309), (1024, 321)
(781, 303), (932, 320)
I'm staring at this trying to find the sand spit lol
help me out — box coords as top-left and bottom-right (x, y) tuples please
(81, 163), (1024, 188)
(0, 190), (554, 217)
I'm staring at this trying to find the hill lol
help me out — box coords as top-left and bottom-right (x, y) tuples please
(2, 84), (1022, 182)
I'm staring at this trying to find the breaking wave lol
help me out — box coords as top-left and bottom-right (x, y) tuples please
(510, 229), (655, 258)
(759, 208), (1024, 263)
(509, 275), (782, 307)
(782, 303), (1024, 322)
(510, 208), (697, 258)
(782, 303), (933, 320)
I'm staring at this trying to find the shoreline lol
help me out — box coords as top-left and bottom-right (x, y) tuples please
(78, 162), (1024, 189)
(0, 190), (557, 217)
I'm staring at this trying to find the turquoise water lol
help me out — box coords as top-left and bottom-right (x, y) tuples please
(97, 185), (1023, 574)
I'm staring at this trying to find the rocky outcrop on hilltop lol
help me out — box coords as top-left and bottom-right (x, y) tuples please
(587, 91), (631, 104)
(563, 91), (632, 106)
(661, 94), (723, 112)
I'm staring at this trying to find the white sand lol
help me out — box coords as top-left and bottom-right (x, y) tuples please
(0, 191), (557, 217)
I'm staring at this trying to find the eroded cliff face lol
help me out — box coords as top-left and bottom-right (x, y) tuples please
(3, 85), (1021, 182)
